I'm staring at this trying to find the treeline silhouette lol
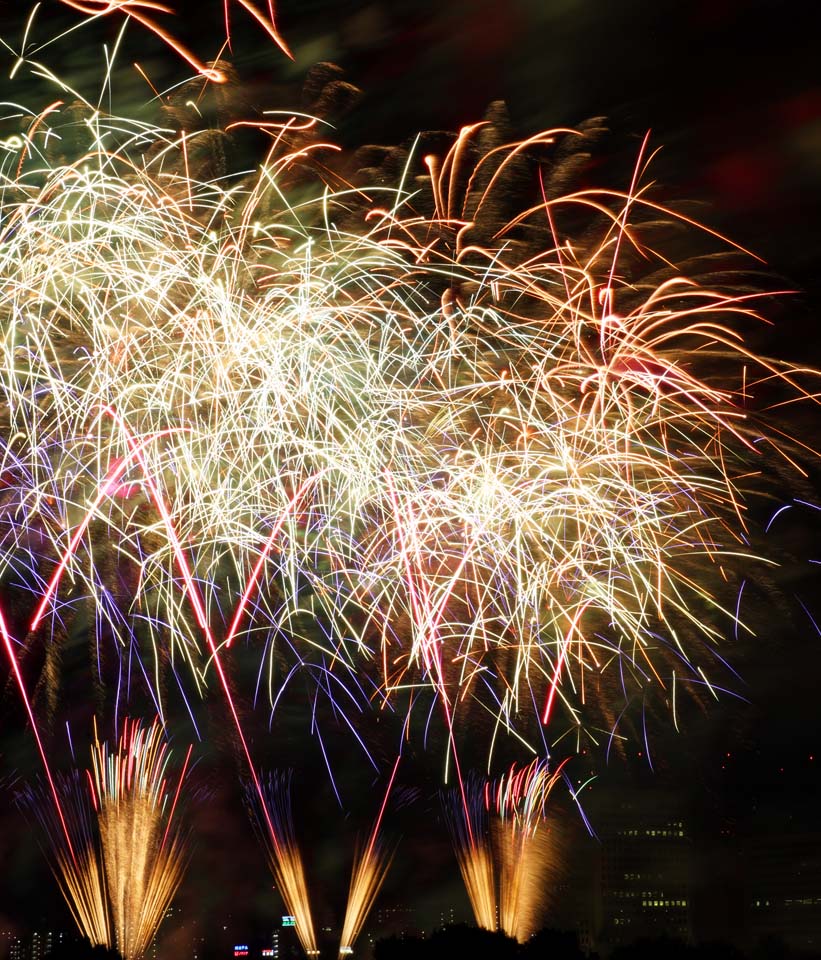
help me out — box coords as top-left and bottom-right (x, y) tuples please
(374, 927), (821, 960)
(374, 926), (586, 960)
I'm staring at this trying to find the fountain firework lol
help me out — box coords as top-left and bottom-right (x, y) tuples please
(246, 771), (318, 958)
(18, 718), (191, 960)
(18, 770), (110, 948)
(490, 759), (566, 942)
(444, 759), (566, 940)
(337, 757), (400, 958)
(89, 718), (192, 960)
(442, 777), (496, 932)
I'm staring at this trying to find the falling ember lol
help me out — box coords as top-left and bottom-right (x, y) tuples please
(54, 0), (292, 76)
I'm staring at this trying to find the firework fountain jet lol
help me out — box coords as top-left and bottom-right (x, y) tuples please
(337, 756), (400, 959)
(337, 835), (393, 959)
(246, 772), (319, 958)
(490, 759), (566, 942)
(246, 760), (399, 959)
(444, 759), (566, 941)
(18, 770), (110, 949)
(18, 718), (191, 960)
(442, 777), (496, 932)
(89, 718), (192, 960)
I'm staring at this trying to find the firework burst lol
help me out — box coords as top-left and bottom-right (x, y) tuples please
(0, 39), (817, 778)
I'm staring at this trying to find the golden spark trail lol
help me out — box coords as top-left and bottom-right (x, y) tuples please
(445, 760), (566, 938)
(18, 772), (109, 948)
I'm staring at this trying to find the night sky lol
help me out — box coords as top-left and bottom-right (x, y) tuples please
(1, 0), (820, 950)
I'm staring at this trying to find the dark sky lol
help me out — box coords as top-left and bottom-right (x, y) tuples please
(1, 0), (821, 947)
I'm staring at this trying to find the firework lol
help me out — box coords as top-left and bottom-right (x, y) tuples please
(338, 837), (393, 958)
(89, 718), (192, 960)
(490, 759), (565, 942)
(17, 718), (190, 960)
(246, 771), (318, 958)
(0, 36), (817, 779)
(51, 0), (292, 77)
(338, 757), (400, 958)
(17, 771), (110, 948)
(444, 760), (565, 940)
(442, 778), (496, 931)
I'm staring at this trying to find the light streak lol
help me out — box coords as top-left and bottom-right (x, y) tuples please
(444, 759), (569, 939)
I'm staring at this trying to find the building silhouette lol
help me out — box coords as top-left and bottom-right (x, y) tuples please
(592, 790), (693, 949)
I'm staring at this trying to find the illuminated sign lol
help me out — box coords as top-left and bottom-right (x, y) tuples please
(261, 951), (275, 957)
(233, 947), (249, 957)
(281, 917), (296, 928)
